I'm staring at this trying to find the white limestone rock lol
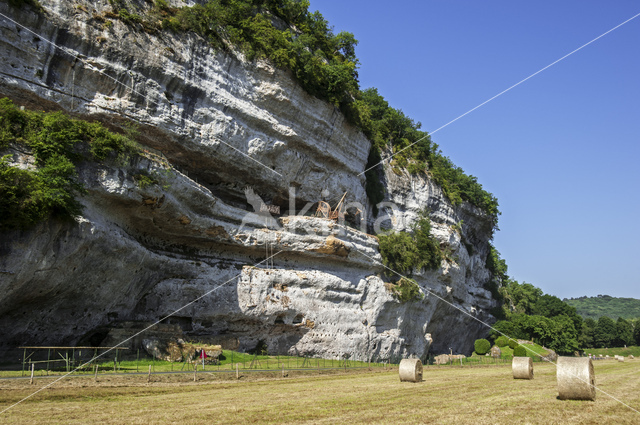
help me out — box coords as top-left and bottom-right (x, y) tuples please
(0, 0), (498, 360)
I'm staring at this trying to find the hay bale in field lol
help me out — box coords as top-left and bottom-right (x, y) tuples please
(557, 357), (596, 401)
(617, 356), (625, 362)
(629, 355), (635, 360)
(512, 356), (533, 379)
(399, 359), (423, 382)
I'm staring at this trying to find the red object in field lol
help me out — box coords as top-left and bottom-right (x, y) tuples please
(200, 350), (207, 359)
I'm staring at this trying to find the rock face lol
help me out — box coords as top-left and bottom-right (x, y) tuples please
(0, 0), (498, 361)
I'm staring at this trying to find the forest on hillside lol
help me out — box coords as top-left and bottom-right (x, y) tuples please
(485, 249), (640, 352)
(563, 295), (640, 321)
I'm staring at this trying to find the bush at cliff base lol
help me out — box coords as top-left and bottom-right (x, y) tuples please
(495, 336), (509, 347)
(474, 338), (491, 355)
(513, 345), (527, 357)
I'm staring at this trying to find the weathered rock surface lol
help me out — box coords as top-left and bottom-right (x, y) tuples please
(0, 0), (498, 361)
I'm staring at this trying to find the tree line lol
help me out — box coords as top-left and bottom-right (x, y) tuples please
(580, 316), (639, 349)
(563, 295), (640, 321)
(485, 247), (639, 354)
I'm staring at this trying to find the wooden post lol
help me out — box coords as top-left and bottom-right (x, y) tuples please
(236, 363), (239, 380)
(94, 364), (98, 381)
(148, 365), (151, 383)
(194, 363), (197, 382)
(30, 363), (34, 385)
(282, 364), (285, 378)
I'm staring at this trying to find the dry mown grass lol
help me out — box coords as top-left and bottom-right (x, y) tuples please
(0, 361), (639, 424)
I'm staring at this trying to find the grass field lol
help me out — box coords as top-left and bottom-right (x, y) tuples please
(1, 359), (639, 423)
(585, 346), (640, 358)
(468, 342), (550, 360)
(0, 351), (384, 379)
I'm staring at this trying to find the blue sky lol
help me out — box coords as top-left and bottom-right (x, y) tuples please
(309, 1), (640, 299)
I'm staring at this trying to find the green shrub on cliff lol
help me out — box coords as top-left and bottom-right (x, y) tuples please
(412, 213), (443, 270)
(389, 277), (424, 303)
(378, 212), (443, 276)
(0, 98), (140, 230)
(378, 231), (421, 275)
(0, 154), (84, 229)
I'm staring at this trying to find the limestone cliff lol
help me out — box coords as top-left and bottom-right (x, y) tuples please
(0, 0), (497, 360)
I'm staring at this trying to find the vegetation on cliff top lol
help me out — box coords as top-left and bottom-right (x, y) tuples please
(0, 98), (140, 229)
(99, 0), (498, 218)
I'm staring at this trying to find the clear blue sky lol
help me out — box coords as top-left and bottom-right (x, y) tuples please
(309, 1), (640, 299)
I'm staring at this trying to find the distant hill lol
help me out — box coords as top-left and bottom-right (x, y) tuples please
(563, 295), (640, 320)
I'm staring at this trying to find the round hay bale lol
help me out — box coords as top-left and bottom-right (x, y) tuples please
(512, 356), (533, 379)
(629, 355), (635, 360)
(557, 357), (596, 401)
(618, 356), (625, 362)
(399, 358), (423, 382)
